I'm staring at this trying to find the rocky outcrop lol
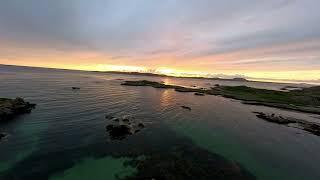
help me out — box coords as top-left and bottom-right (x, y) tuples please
(105, 115), (146, 140)
(253, 112), (295, 124)
(254, 112), (320, 136)
(181, 106), (192, 111)
(194, 92), (205, 96)
(0, 97), (36, 122)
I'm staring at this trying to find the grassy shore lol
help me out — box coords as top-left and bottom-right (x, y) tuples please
(122, 80), (320, 114)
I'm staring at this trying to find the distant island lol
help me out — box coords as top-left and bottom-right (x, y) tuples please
(0, 64), (248, 82)
(99, 70), (249, 82)
(1, 64), (316, 85)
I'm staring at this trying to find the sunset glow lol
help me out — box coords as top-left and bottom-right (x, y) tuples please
(0, 0), (319, 83)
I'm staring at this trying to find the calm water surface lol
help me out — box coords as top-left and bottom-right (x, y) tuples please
(0, 66), (320, 180)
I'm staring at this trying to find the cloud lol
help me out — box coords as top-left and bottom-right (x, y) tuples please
(0, 0), (319, 77)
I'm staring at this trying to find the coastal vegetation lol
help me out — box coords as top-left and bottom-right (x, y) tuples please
(122, 80), (320, 114)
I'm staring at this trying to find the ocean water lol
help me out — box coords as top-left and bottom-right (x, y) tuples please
(0, 65), (320, 180)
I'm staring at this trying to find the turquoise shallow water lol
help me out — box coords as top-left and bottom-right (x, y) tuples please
(1, 65), (320, 179)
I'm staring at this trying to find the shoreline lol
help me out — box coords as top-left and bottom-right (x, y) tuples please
(121, 80), (320, 115)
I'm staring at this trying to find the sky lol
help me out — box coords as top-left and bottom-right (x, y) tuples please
(0, 0), (320, 81)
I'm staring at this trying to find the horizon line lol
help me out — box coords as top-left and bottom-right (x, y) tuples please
(0, 63), (319, 86)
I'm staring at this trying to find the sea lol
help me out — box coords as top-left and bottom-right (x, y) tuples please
(0, 65), (320, 180)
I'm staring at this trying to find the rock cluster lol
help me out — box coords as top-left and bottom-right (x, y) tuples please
(0, 97), (36, 122)
(105, 115), (145, 140)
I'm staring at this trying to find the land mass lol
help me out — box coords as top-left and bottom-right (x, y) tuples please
(121, 80), (320, 114)
(103, 70), (249, 82)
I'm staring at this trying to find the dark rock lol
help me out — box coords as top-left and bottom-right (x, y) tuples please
(106, 124), (132, 140)
(134, 129), (141, 133)
(0, 132), (7, 141)
(105, 115), (114, 119)
(106, 124), (114, 131)
(71, 87), (80, 90)
(303, 124), (320, 136)
(194, 92), (205, 96)
(181, 106), (192, 111)
(138, 123), (145, 128)
(123, 118), (130, 123)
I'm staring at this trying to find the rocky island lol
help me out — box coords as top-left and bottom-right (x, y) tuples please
(0, 97), (36, 141)
(0, 97), (36, 140)
(105, 115), (145, 140)
(0, 97), (36, 122)
(122, 80), (320, 114)
(254, 112), (320, 136)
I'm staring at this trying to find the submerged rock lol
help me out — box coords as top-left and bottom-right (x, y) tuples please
(124, 145), (255, 180)
(0, 97), (36, 122)
(194, 92), (205, 96)
(181, 106), (192, 111)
